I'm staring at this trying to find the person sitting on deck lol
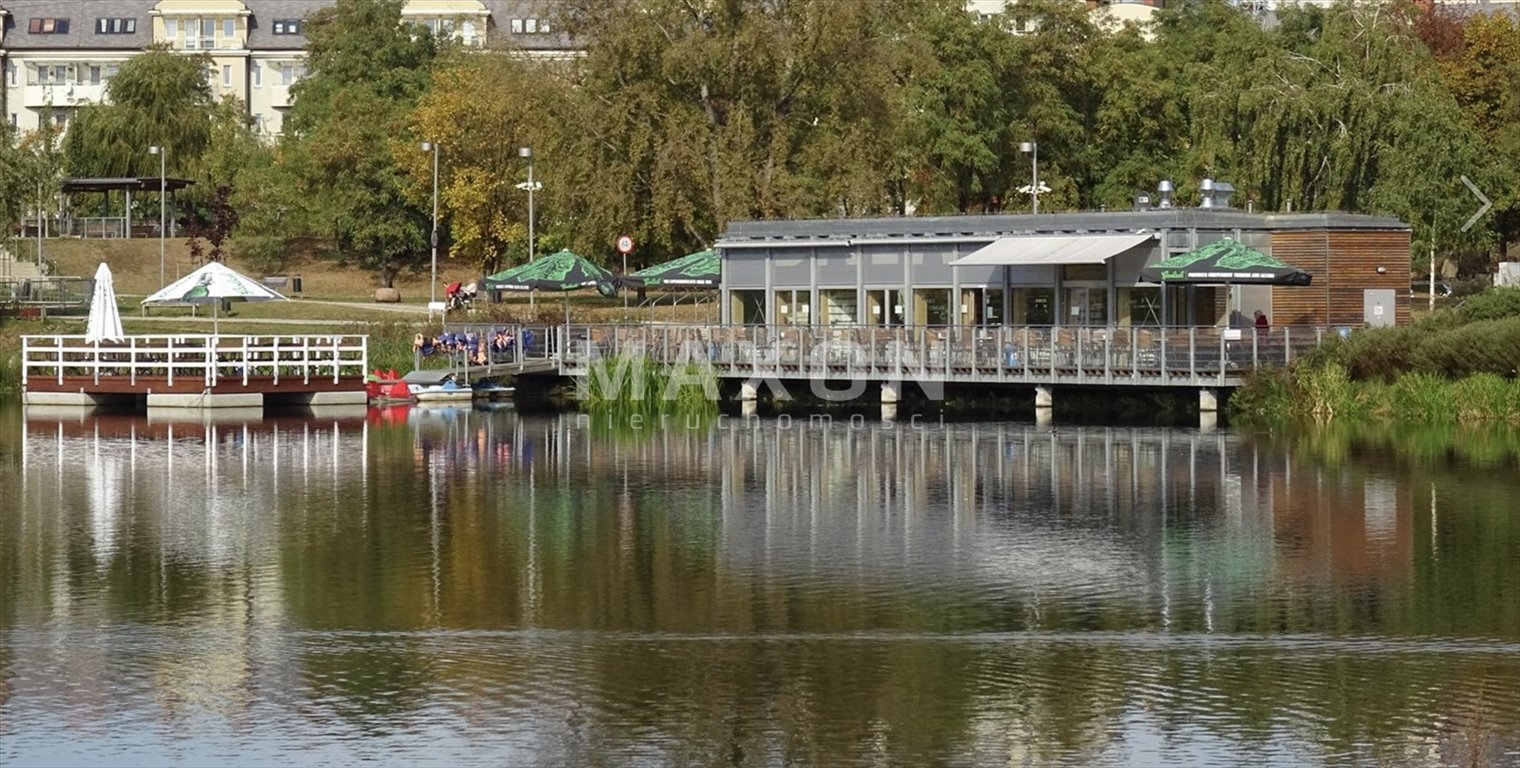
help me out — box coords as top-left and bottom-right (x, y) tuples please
(490, 329), (514, 359)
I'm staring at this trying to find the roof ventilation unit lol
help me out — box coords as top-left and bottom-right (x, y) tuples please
(1156, 180), (1174, 209)
(1199, 178), (1236, 209)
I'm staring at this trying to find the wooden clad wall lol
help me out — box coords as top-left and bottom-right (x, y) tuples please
(1270, 231), (1331, 325)
(1327, 230), (1412, 326)
(1270, 229), (1412, 326)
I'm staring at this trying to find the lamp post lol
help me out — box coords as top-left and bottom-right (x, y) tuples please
(1019, 141), (1039, 215)
(148, 145), (166, 287)
(421, 141), (440, 308)
(35, 179), (43, 268)
(517, 147), (537, 262)
(516, 147), (541, 311)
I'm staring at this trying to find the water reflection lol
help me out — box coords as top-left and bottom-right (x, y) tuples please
(0, 407), (1516, 767)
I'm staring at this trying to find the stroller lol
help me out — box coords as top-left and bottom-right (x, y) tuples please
(445, 281), (477, 311)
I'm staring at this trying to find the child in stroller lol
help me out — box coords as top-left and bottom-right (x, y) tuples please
(445, 281), (477, 310)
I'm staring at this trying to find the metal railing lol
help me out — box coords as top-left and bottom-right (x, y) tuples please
(538, 323), (1335, 387)
(1, 277), (93, 314)
(21, 334), (370, 389)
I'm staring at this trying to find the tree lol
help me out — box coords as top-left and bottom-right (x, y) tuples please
(63, 45), (215, 177)
(554, 0), (925, 260)
(1424, 10), (1520, 259)
(406, 56), (553, 274)
(269, 0), (440, 286)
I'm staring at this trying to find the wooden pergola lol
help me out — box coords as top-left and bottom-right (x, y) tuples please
(58, 177), (197, 239)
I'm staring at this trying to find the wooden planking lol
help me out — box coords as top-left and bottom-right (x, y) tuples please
(1271, 231), (1330, 325)
(1271, 229), (1412, 326)
(1327, 230), (1412, 326)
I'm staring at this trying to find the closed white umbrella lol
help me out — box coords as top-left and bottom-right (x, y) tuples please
(141, 261), (287, 334)
(85, 262), (125, 343)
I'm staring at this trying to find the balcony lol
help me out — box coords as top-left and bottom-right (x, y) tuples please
(23, 83), (108, 109)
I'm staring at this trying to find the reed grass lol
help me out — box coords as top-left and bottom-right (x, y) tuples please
(1235, 365), (1520, 424)
(580, 354), (718, 415)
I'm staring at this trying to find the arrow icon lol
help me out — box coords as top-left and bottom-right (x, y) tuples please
(1461, 176), (1491, 232)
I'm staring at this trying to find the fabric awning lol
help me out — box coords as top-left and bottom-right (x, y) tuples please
(950, 233), (1155, 267)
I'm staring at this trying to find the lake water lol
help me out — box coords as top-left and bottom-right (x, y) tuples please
(0, 404), (1516, 767)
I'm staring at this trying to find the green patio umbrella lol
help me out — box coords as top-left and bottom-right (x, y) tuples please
(1140, 238), (1312, 286)
(482, 249), (616, 292)
(618, 249), (721, 288)
(481, 249), (616, 323)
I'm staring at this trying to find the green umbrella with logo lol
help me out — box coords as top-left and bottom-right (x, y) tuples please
(618, 249), (720, 288)
(482, 249), (616, 292)
(482, 249), (616, 324)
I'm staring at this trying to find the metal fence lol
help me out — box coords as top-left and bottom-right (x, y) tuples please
(1, 277), (93, 315)
(540, 323), (1335, 388)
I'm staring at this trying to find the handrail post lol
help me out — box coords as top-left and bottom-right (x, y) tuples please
(1285, 327), (1293, 365)
(1048, 326), (1056, 383)
(56, 336), (65, 386)
(1160, 326), (1168, 384)
(1188, 327), (1197, 382)
(1022, 327), (1030, 379)
(1217, 327), (1226, 386)
(1105, 326), (1113, 384)
(1130, 326), (1138, 381)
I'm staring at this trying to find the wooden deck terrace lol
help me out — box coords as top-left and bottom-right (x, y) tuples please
(21, 334), (370, 409)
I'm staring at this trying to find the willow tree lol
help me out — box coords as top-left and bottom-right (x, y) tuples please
(554, 0), (924, 257)
(63, 45), (215, 177)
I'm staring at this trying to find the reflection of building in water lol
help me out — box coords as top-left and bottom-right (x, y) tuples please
(476, 418), (1417, 630)
(15, 411), (373, 724)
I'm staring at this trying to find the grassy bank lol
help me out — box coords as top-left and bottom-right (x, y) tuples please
(1231, 287), (1520, 423)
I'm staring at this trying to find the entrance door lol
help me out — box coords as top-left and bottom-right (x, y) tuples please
(1364, 289), (1395, 328)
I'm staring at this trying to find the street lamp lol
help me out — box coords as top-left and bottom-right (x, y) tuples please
(1019, 141), (1039, 215)
(516, 146), (542, 311)
(420, 141), (441, 308)
(35, 179), (43, 269)
(147, 145), (166, 286)
(515, 147), (539, 262)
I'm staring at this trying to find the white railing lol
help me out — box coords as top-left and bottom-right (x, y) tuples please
(547, 324), (1337, 387)
(21, 334), (369, 389)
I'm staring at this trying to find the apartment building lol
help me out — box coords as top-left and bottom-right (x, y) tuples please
(0, 0), (572, 137)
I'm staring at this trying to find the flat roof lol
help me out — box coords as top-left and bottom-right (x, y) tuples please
(720, 209), (1409, 246)
(62, 177), (197, 193)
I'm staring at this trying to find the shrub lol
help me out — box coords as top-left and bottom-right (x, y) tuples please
(1456, 286), (1520, 322)
(1412, 317), (1520, 378)
(1334, 325), (1424, 382)
(1229, 366), (1297, 421)
(1448, 276), (1492, 299)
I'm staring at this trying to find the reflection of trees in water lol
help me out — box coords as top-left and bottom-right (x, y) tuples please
(3, 409), (1517, 764)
